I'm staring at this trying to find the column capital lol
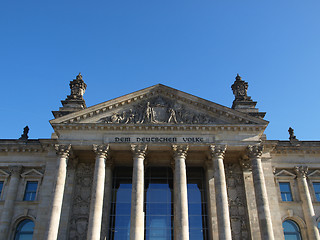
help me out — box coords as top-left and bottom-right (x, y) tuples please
(295, 166), (309, 178)
(93, 144), (109, 158)
(55, 144), (71, 158)
(8, 165), (22, 176)
(247, 145), (263, 159)
(172, 144), (189, 159)
(209, 145), (227, 158)
(131, 144), (147, 159)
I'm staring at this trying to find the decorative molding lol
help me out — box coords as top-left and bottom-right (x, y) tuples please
(21, 168), (44, 178)
(274, 169), (296, 179)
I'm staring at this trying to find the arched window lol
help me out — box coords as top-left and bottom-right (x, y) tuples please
(14, 219), (34, 240)
(283, 220), (301, 240)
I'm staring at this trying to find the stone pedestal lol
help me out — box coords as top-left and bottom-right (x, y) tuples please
(210, 145), (232, 240)
(45, 144), (71, 240)
(172, 144), (189, 240)
(130, 144), (147, 240)
(87, 145), (109, 240)
(0, 166), (22, 239)
(295, 166), (320, 240)
(248, 145), (274, 240)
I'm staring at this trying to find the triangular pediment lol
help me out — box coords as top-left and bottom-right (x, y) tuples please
(0, 169), (9, 178)
(50, 84), (268, 126)
(274, 169), (296, 179)
(308, 170), (320, 178)
(21, 169), (44, 178)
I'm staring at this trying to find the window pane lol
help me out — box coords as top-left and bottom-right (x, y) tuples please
(23, 182), (38, 201)
(14, 219), (34, 240)
(313, 183), (320, 201)
(279, 182), (293, 202)
(0, 181), (3, 197)
(283, 220), (301, 240)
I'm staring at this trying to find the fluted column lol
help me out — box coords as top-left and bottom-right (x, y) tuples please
(172, 144), (189, 240)
(0, 166), (22, 239)
(210, 145), (232, 240)
(87, 145), (109, 240)
(295, 166), (320, 240)
(248, 145), (274, 240)
(130, 144), (147, 240)
(45, 144), (71, 240)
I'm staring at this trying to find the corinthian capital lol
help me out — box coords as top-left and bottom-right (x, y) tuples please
(295, 166), (308, 178)
(93, 144), (109, 158)
(131, 144), (147, 159)
(55, 144), (71, 158)
(210, 145), (227, 159)
(172, 144), (189, 159)
(247, 145), (263, 159)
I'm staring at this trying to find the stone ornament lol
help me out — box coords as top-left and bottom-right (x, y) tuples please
(210, 145), (227, 158)
(19, 126), (29, 140)
(92, 144), (109, 158)
(231, 74), (252, 102)
(131, 144), (147, 158)
(295, 166), (309, 178)
(98, 96), (220, 125)
(67, 73), (87, 101)
(240, 158), (252, 171)
(172, 144), (189, 159)
(8, 165), (22, 176)
(55, 144), (71, 158)
(247, 145), (263, 159)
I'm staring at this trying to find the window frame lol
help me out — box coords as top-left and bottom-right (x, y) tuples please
(19, 169), (43, 202)
(279, 182), (294, 202)
(282, 219), (302, 240)
(0, 169), (10, 201)
(14, 218), (35, 240)
(274, 169), (297, 202)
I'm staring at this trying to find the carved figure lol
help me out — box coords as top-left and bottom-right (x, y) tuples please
(125, 109), (135, 124)
(110, 112), (123, 123)
(168, 108), (178, 124)
(145, 102), (155, 123)
(19, 126), (29, 140)
(288, 127), (297, 141)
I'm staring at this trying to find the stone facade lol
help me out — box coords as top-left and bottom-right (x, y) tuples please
(1, 74), (320, 240)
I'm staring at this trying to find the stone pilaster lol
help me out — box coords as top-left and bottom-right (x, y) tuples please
(130, 144), (147, 240)
(0, 165), (22, 239)
(210, 145), (232, 240)
(295, 166), (320, 240)
(87, 145), (109, 240)
(172, 144), (189, 240)
(247, 145), (274, 240)
(45, 144), (71, 240)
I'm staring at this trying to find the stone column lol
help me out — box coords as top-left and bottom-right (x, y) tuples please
(45, 144), (71, 240)
(210, 145), (232, 240)
(130, 144), (147, 240)
(172, 144), (189, 240)
(247, 145), (274, 240)
(0, 165), (22, 239)
(295, 166), (320, 240)
(87, 145), (109, 240)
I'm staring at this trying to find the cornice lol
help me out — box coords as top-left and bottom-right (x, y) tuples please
(51, 123), (267, 132)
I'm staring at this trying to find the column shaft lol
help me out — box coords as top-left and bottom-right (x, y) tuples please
(87, 145), (109, 240)
(248, 145), (274, 240)
(45, 144), (71, 240)
(295, 166), (320, 240)
(0, 166), (22, 239)
(130, 144), (147, 240)
(210, 145), (232, 240)
(173, 145), (189, 240)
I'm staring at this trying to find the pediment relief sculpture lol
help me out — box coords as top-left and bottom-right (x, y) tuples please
(97, 96), (225, 125)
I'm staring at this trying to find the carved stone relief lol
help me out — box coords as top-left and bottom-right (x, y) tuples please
(225, 163), (251, 240)
(68, 163), (94, 240)
(98, 96), (223, 124)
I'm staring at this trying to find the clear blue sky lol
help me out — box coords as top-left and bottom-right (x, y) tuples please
(1, 1), (319, 140)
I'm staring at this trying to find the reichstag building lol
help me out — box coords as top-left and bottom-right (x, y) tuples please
(1, 73), (320, 240)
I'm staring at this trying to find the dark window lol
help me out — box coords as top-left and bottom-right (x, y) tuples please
(313, 182), (320, 201)
(0, 181), (3, 198)
(14, 219), (34, 240)
(145, 167), (173, 240)
(109, 167), (132, 240)
(187, 167), (208, 240)
(23, 181), (38, 201)
(279, 182), (293, 201)
(283, 220), (301, 240)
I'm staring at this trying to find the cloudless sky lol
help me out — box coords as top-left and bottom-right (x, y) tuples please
(0, 1), (319, 140)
